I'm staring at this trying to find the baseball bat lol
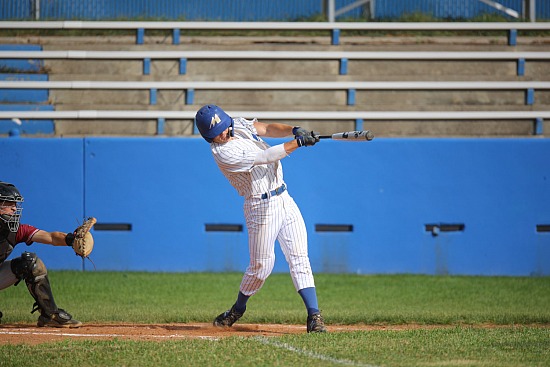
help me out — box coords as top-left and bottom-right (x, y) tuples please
(318, 130), (374, 141)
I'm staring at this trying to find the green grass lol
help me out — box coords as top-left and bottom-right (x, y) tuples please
(0, 327), (548, 367)
(1, 272), (549, 325)
(1, 272), (549, 366)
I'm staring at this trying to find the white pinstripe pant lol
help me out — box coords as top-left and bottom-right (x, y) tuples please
(240, 191), (315, 296)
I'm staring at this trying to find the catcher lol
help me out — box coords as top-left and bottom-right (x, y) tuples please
(0, 181), (95, 328)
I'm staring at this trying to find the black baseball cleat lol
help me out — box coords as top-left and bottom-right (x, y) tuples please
(213, 305), (244, 327)
(307, 312), (327, 333)
(37, 309), (82, 328)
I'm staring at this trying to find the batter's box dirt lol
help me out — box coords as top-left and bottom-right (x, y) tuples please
(0, 322), (310, 344)
(0, 323), (536, 345)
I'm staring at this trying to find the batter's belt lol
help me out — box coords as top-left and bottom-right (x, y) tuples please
(261, 184), (287, 199)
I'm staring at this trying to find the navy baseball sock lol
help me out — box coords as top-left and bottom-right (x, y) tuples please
(234, 291), (249, 314)
(298, 287), (320, 316)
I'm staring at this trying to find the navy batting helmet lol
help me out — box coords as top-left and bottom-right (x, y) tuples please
(0, 181), (24, 233)
(195, 105), (233, 143)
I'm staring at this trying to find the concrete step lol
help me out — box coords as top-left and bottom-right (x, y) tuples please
(51, 117), (542, 138)
(48, 73), (545, 82)
(49, 89), (550, 108)
(54, 102), (550, 112)
(365, 119), (538, 137)
(52, 119), (184, 136)
(3, 35), (549, 51)
(41, 59), (550, 80)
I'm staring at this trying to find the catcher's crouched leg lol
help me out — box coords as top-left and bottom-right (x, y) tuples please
(10, 252), (82, 328)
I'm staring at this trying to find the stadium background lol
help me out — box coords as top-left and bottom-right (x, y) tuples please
(1, 0), (549, 276)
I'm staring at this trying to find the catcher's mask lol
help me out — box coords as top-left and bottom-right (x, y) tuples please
(194, 104), (234, 143)
(0, 181), (24, 233)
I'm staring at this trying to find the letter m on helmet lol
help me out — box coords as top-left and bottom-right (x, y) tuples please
(210, 114), (222, 129)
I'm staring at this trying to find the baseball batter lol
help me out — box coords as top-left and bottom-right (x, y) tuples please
(0, 181), (82, 328)
(195, 104), (326, 333)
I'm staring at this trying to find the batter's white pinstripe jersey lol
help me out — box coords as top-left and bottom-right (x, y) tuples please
(211, 117), (285, 199)
(209, 116), (315, 295)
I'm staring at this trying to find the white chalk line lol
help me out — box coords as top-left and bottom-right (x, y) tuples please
(253, 336), (380, 367)
(0, 330), (219, 340)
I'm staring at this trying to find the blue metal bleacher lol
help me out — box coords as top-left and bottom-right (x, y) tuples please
(0, 22), (549, 137)
(0, 44), (44, 72)
(0, 74), (49, 103)
(0, 104), (54, 135)
(0, 45), (54, 134)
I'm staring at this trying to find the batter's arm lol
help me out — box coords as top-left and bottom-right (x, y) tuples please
(254, 121), (293, 138)
(283, 140), (300, 154)
(253, 121), (300, 155)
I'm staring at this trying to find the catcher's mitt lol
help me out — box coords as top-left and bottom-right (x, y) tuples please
(72, 217), (96, 258)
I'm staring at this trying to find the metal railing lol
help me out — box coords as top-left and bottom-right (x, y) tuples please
(1, 50), (548, 76)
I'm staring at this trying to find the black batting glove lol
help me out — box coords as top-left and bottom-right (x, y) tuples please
(292, 126), (309, 137)
(296, 135), (317, 147)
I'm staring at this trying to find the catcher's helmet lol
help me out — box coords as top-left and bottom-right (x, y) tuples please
(0, 181), (24, 233)
(195, 105), (234, 143)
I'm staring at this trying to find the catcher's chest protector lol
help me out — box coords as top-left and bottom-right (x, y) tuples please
(0, 231), (16, 264)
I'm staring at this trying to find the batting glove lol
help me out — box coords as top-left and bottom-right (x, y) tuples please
(296, 135), (317, 147)
(292, 126), (309, 137)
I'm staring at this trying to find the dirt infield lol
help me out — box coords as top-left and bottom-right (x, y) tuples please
(0, 322), (450, 345)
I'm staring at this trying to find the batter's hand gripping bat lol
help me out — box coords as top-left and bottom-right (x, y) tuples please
(317, 130), (374, 141)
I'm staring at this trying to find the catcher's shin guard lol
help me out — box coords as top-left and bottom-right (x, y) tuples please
(26, 275), (59, 317)
(11, 252), (82, 327)
(11, 252), (58, 316)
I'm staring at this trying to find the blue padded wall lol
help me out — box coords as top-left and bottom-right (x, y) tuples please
(0, 138), (84, 270)
(1, 137), (549, 275)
